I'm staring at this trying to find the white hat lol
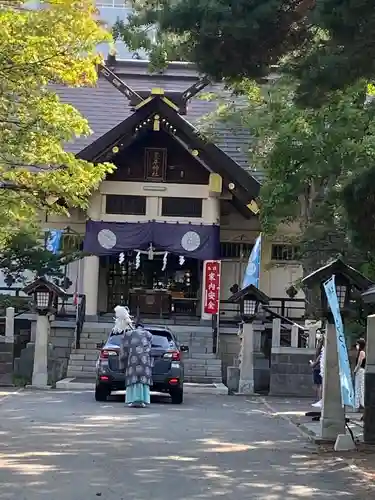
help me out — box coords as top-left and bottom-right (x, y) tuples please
(113, 306), (133, 333)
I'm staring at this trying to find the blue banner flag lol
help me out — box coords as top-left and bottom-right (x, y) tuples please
(323, 275), (355, 408)
(46, 230), (63, 255)
(242, 234), (261, 289)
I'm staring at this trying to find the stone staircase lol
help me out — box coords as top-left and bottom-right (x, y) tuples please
(67, 321), (223, 384)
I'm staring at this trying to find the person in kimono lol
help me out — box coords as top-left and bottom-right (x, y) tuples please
(114, 306), (153, 408)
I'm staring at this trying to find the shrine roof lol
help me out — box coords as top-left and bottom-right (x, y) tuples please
(53, 59), (263, 183)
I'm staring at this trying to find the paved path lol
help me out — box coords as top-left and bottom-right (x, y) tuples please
(0, 390), (373, 499)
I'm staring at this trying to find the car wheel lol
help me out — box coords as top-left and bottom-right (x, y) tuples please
(170, 388), (183, 404)
(95, 385), (109, 402)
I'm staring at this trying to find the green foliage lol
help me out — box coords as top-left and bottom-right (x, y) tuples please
(291, 0), (375, 103)
(116, 0), (312, 79)
(0, 294), (30, 314)
(0, 0), (114, 246)
(116, 0), (375, 105)
(12, 375), (31, 388)
(0, 229), (83, 287)
(201, 77), (375, 274)
(341, 167), (375, 252)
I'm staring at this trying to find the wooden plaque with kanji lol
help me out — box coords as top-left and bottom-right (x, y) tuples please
(144, 148), (167, 181)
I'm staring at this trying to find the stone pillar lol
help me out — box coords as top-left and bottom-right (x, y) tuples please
(308, 325), (318, 349)
(253, 320), (269, 393)
(31, 314), (50, 388)
(272, 318), (281, 347)
(364, 314), (375, 444)
(5, 307), (14, 344)
(83, 255), (99, 318)
(291, 324), (299, 347)
(320, 321), (346, 440)
(238, 322), (255, 394)
(0, 307), (15, 386)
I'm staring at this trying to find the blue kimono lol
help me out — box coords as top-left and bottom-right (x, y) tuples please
(120, 328), (153, 406)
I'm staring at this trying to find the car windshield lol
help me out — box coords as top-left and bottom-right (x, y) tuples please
(108, 330), (174, 349)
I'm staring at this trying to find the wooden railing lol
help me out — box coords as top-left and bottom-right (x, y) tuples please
(267, 297), (305, 320)
(219, 297), (306, 323)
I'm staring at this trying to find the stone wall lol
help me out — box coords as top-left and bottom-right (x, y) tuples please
(14, 320), (76, 385)
(269, 347), (316, 397)
(219, 330), (270, 392)
(0, 337), (14, 386)
(49, 321), (76, 378)
(219, 333), (241, 383)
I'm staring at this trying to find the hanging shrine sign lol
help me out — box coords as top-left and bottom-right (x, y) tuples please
(204, 260), (221, 315)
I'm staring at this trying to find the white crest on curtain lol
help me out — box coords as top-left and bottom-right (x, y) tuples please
(113, 305), (134, 333)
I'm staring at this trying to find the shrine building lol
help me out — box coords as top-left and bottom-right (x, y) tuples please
(46, 58), (305, 322)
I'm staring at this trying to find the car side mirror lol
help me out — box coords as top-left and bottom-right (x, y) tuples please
(180, 345), (189, 352)
(96, 341), (104, 349)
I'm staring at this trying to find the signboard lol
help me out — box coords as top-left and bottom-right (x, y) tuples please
(204, 260), (221, 314)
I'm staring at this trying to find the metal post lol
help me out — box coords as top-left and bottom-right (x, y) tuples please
(212, 314), (218, 354)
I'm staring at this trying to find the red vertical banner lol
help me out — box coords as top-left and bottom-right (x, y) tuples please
(204, 260), (221, 315)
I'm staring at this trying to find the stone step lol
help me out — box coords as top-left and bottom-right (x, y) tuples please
(70, 351), (99, 361)
(79, 331), (214, 342)
(184, 362), (222, 369)
(66, 370), (97, 379)
(184, 375), (222, 383)
(83, 319), (211, 332)
(81, 325), (213, 335)
(78, 340), (213, 353)
(68, 359), (97, 368)
(71, 348), (100, 355)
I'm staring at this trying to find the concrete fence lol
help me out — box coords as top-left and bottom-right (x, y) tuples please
(269, 318), (317, 397)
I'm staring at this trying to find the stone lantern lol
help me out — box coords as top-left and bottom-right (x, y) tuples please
(228, 284), (270, 394)
(228, 283), (270, 323)
(302, 258), (372, 442)
(23, 277), (66, 388)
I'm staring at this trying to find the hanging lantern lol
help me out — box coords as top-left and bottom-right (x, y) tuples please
(119, 252), (125, 264)
(179, 255), (185, 266)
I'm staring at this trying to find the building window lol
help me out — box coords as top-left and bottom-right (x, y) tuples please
(161, 198), (202, 218)
(271, 244), (299, 261)
(106, 195), (146, 215)
(220, 242), (254, 259)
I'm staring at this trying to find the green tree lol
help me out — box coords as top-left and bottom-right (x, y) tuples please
(115, 0), (375, 101)
(115, 0), (313, 77)
(0, 229), (83, 288)
(202, 77), (375, 274)
(0, 0), (114, 247)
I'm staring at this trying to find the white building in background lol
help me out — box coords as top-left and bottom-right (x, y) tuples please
(25, 0), (148, 59)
